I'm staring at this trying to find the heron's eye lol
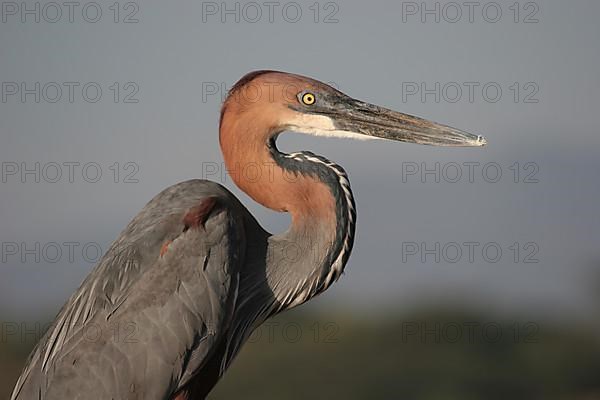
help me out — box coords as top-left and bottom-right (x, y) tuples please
(301, 92), (316, 105)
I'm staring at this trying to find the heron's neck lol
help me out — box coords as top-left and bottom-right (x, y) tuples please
(220, 119), (355, 309)
(264, 146), (356, 309)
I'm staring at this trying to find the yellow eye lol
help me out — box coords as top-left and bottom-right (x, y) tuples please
(301, 92), (316, 105)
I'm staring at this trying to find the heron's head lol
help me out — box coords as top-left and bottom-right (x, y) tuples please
(220, 70), (486, 147)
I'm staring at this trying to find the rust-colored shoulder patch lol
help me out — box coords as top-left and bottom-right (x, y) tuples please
(159, 239), (172, 257)
(183, 197), (219, 231)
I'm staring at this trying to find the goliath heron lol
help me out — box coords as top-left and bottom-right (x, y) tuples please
(11, 70), (486, 399)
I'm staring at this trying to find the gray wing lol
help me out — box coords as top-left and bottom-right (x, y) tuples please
(11, 180), (246, 400)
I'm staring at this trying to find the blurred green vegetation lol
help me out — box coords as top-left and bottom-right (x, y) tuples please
(2, 308), (600, 399)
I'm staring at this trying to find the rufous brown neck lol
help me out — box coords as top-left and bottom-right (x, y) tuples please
(219, 92), (337, 228)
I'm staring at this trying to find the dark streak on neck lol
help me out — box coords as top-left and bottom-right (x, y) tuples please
(267, 137), (355, 293)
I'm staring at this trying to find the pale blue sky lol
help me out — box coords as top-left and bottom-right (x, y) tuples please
(1, 0), (599, 329)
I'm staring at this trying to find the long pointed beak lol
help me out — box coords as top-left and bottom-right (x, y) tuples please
(332, 98), (486, 147)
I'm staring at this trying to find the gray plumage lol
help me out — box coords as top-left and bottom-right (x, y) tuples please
(12, 170), (354, 399)
(12, 181), (253, 399)
(11, 70), (485, 400)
